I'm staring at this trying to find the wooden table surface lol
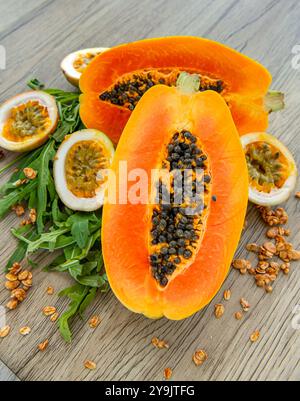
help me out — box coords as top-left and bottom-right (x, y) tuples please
(0, 0), (300, 382)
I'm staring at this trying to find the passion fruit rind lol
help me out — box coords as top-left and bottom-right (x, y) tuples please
(241, 132), (297, 206)
(54, 129), (115, 212)
(0, 91), (58, 152)
(61, 48), (109, 87)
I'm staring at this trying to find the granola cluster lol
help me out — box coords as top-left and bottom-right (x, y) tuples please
(233, 206), (300, 293)
(5, 262), (33, 310)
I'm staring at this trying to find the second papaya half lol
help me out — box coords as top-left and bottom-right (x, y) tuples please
(80, 36), (283, 144)
(102, 74), (249, 320)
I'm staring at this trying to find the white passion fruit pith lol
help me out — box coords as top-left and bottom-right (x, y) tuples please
(54, 129), (115, 212)
(61, 48), (109, 87)
(0, 91), (58, 152)
(241, 132), (297, 206)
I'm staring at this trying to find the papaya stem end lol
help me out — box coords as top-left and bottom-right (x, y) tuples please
(264, 91), (285, 113)
(176, 72), (201, 94)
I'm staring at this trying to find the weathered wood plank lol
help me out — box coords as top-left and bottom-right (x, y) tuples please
(0, 360), (19, 381)
(0, 0), (300, 381)
(0, 0), (50, 35)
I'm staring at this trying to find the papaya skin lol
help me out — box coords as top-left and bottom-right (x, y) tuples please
(80, 36), (272, 144)
(102, 85), (249, 320)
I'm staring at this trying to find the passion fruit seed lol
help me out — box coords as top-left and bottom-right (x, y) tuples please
(3, 101), (50, 140)
(65, 140), (109, 198)
(245, 142), (288, 191)
(149, 130), (211, 288)
(100, 71), (223, 111)
(73, 53), (99, 73)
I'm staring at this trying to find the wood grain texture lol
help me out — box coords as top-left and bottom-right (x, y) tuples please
(0, 0), (300, 381)
(0, 360), (19, 381)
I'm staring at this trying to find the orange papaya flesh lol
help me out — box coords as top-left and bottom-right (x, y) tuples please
(102, 85), (249, 320)
(80, 36), (272, 143)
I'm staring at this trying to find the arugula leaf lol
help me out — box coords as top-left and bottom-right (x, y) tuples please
(71, 217), (90, 249)
(79, 288), (97, 316)
(1, 80), (109, 343)
(0, 180), (38, 218)
(36, 140), (56, 234)
(58, 284), (89, 343)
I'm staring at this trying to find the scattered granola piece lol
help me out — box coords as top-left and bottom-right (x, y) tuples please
(289, 249), (300, 261)
(295, 192), (300, 199)
(0, 325), (11, 338)
(192, 350), (208, 366)
(9, 262), (22, 274)
(19, 326), (31, 336)
(11, 288), (26, 302)
(29, 208), (37, 223)
(21, 218), (32, 226)
(223, 290), (231, 301)
(164, 367), (173, 380)
(214, 304), (225, 319)
(266, 227), (279, 239)
(22, 278), (32, 287)
(250, 330), (260, 343)
(89, 315), (101, 329)
(232, 259), (251, 274)
(5, 272), (18, 282)
(6, 299), (18, 310)
(0, 149), (5, 159)
(283, 267), (290, 275)
(15, 179), (28, 187)
(5, 280), (20, 290)
(280, 262), (289, 271)
(235, 311), (243, 320)
(18, 270), (29, 281)
(38, 339), (49, 351)
(42, 306), (57, 316)
(12, 204), (25, 217)
(84, 360), (97, 370)
(46, 286), (54, 295)
(23, 167), (37, 180)
(265, 285), (273, 294)
(240, 298), (250, 312)
(50, 313), (59, 322)
(151, 337), (169, 349)
(263, 241), (277, 255)
(246, 243), (260, 252)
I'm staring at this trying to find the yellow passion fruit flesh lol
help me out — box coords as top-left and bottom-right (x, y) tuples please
(54, 129), (115, 211)
(241, 132), (297, 206)
(61, 48), (109, 87)
(0, 91), (58, 152)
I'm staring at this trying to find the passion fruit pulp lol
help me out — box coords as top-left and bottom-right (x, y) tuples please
(0, 91), (58, 152)
(241, 132), (297, 206)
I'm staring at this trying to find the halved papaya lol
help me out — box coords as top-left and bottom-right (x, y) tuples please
(102, 75), (249, 320)
(80, 36), (278, 144)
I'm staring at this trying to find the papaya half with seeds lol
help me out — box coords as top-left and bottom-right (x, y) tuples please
(102, 75), (249, 320)
(80, 36), (282, 144)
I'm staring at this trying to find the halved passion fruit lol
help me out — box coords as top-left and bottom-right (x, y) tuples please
(0, 91), (58, 152)
(241, 132), (297, 206)
(54, 129), (115, 211)
(61, 48), (109, 87)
